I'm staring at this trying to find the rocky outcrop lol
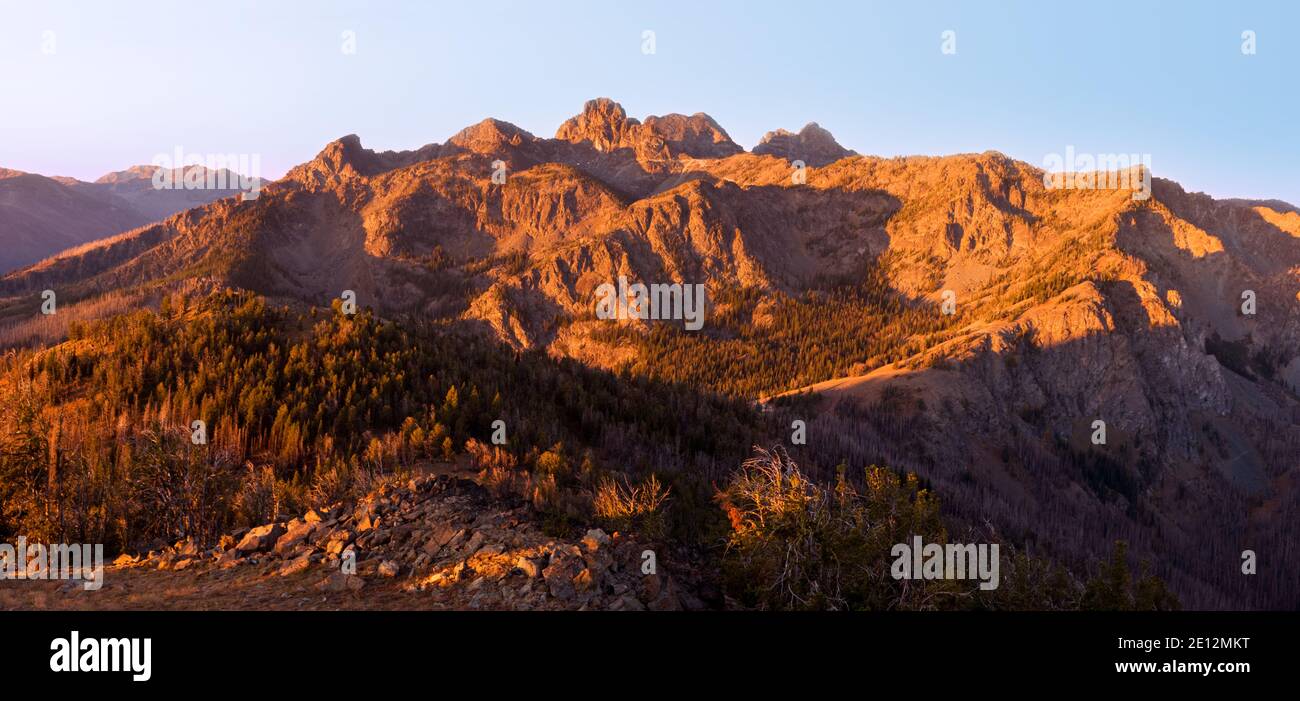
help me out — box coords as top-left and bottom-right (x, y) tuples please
(283, 134), (449, 189)
(124, 475), (703, 611)
(753, 122), (855, 166)
(555, 98), (640, 154)
(640, 112), (745, 159)
(555, 98), (742, 161)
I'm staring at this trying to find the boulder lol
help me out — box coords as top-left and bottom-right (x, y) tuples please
(581, 528), (610, 553)
(572, 568), (595, 593)
(235, 523), (286, 555)
(422, 525), (461, 557)
(641, 572), (663, 602)
(177, 538), (200, 557)
(279, 552), (313, 577)
(323, 530), (354, 556)
(514, 556), (543, 579)
(462, 530), (485, 554)
(356, 512), (378, 533)
(274, 519), (318, 555)
(317, 571), (365, 593)
(612, 595), (646, 611)
(543, 555), (582, 601)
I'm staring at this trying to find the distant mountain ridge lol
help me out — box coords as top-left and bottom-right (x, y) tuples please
(0, 165), (257, 274)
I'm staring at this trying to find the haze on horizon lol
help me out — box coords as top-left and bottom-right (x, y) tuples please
(0, 0), (1295, 205)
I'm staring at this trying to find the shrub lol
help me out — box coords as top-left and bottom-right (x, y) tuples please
(128, 424), (240, 547)
(717, 446), (955, 610)
(536, 445), (570, 478)
(532, 473), (591, 535)
(233, 463), (278, 527)
(593, 473), (671, 540)
(308, 455), (356, 509)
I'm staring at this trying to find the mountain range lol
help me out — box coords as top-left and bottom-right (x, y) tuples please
(1, 97), (1297, 608)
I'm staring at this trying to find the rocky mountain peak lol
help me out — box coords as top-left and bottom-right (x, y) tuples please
(94, 165), (162, 184)
(316, 134), (381, 175)
(448, 118), (539, 154)
(555, 98), (639, 153)
(283, 134), (401, 188)
(754, 122), (856, 166)
(641, 112), (743, 158)
(555, 98), (742, 160)
(6, 98), (1300, 611)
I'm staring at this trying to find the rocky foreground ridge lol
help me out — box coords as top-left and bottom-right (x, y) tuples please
(109, 474), (704, 611)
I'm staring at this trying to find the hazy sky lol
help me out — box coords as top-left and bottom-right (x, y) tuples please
(1, 0), (1295, 203)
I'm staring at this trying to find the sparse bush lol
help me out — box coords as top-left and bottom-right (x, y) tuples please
(274, 472), (308, 521)
(308, 455), (357, 509)
(531, 473), (591, 535)
(233, 463), (278, 527)
(128, 423), (240, 547)
(536, 444), (570, 478)
(593, 473), (671, 540)
(718, 446), (954, 610)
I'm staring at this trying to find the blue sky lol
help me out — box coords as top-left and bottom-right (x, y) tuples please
(1, 0), (1295, 203)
